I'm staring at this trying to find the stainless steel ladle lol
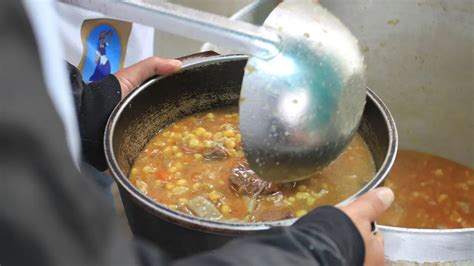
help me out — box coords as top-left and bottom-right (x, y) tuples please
(62, 0), (366, 182)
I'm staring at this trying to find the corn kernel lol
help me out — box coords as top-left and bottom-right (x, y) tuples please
(203, 132), (212, 139)
(174, 162), (183, 169)
(204, 140), (215, 148)
(223, 130), (234, 137)
(208, 190), (221, 201)
(221, 205), (231, 214)
(142, 165), (156, 173)
(295, 192), (310, 200)
(172, 186), (189, 195)
(194, 127), (206, 136)
(206, 113), (215, 119)
(168, 166), (177, 173)
(227, 148), (237, 157)
(236, 133), (241, 142)
(130, 167), (138, 175)
(297, 185), (307, 191)
(178, 198), (188, 204)
(192, 183), (202, 191)
(154, 141), (166, 147)
(213, 132), (223, 139)
(163, 148), (172, 156)
(165, 182), (175, 190)
(175, 152), (183, 158)
(136, 180), (148, 194)
(288, 197), (296, 202)
(188, 138), (200, 148)
(171, 145), (179, 152)
(194, 153), (203, 160)
(176, 179), (188, 185)
(437, 194), (448, 203)
(295, 210), (308, 217)
(224, 139), (236, 149)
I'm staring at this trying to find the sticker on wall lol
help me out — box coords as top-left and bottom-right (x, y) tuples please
(78, 19), (132, 82)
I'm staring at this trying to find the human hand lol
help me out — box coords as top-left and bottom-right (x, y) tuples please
(339, 187), (394, 266)
(115, 57), (182, 99)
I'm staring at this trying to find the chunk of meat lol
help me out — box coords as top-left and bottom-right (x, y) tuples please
(229, 163), (280, 197)
(253, 205), (293, 221)
(203, 145), (227, 160)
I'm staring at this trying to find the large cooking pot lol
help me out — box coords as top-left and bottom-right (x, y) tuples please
(201, 1), (474, 264)
(105, 53), (397, 258)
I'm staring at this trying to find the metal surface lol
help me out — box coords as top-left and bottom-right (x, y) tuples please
(381, 226), (474, 264)
(60, 0), (280, 59)
(240, 0), (367, 182)
(104, 54), (397, 257)
(204, 1), (474, 264)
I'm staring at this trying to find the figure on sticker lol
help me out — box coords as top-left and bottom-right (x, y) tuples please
(89, 30), (113, 81)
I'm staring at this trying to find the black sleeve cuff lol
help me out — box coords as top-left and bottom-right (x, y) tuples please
(295, 206), (365, 265)
(79, 74), (121, 171)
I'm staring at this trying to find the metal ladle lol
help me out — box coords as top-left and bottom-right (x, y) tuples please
(240, 1), (367, 182)
(62, 0), (366, 182)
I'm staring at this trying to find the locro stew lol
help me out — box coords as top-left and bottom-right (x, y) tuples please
(129, 107), (375, 222)
(379, 150), (474, 229)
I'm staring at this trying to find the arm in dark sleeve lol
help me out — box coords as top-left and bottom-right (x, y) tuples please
(67, 63), (121, 171)
(0, 2), (139, 265)
(172, 206), (364, 266)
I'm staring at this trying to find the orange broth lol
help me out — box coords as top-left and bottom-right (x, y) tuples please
(130, 107), (375, 222)
(379, 150), (474, 229)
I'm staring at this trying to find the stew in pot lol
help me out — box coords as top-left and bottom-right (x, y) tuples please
(379, 150), (474, 229)
(129, 107), (375, 222)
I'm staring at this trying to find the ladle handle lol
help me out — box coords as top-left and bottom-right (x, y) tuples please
(59, 0), (281, 59)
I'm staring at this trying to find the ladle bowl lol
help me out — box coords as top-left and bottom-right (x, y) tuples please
(241, 1), (367, 182)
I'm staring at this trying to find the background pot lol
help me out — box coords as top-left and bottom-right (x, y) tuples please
(105, 54), (397, 257)
(201, 1), (474, 264)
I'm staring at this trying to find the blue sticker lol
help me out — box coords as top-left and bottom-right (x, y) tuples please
(82, 24), (122, 82)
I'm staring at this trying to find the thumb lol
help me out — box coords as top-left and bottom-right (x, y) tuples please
(341, 187), (394, 221)
(115, 57), (182, 98)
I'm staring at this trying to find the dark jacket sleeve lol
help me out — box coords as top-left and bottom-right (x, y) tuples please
(67, 63), (122, 171)
(172, 207), (364, 266)
(0, 2), (138, 266)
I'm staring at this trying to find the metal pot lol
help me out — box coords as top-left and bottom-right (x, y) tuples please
(105, 53), (397, 258)
(201, 1), (474, 264)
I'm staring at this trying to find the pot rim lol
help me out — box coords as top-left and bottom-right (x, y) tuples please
(105, 54), (398, 234)
(379, 224), (474, 233)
